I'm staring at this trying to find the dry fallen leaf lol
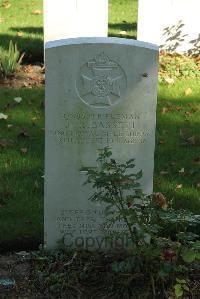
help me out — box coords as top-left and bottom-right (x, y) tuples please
(161, 107), (169, 114)
(2, 2), (11, 8)
(23, 65), (33, 73)
(119, 31), (127, 36)
(175, 106), (182, 111)
(180, 129), (196, 146)
(20, 148), (27, 154)
(14, 97), (22, 103)
(164, 77), (175, 85)
(185, 111), (192, 117)
(0, 139), (13, 148)
(159, 140), (166, 145)
(7, 124), (13, 129)
(0, 113), (8, 120)
(0, 139), (8, 148)
(0, 17), (5, 23)
(184, 88), (192, 96)
(160, 170), (169, 176)
(187, 136), (196, 146)
(32, 9), (42, 15)
(17, 32), (23, 37)
(175, 184), (183, 190)
(166, 101), (173, 108)
(154, 192), (168, 209)
(23, 82), (29, 87)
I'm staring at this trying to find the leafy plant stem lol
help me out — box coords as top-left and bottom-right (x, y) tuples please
(118, 187), (136, 246)
(150, 274), (156, 297)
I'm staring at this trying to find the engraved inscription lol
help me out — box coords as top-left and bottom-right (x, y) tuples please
(50, 112), (150, 145)
(57, 209), (128, 236)
(76, 53), (127, 107)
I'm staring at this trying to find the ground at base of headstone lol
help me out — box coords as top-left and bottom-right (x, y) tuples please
(0, 53), (199, 89)
(0, 64), (44, 88)
(158, 52), (200, 84)
(0, 250), (200, 299)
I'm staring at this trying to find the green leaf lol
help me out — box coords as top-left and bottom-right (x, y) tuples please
(126, 158), (135, 164)
(174, 284), (183, 297)
(195, 253), (200, 259)
(125, 163), (135, 169)
(182, 285), (189, 291)
(176, 278), (186, 284)
(192, 240), (200, 249)
(158, 270), (169, 278)
(182, 250), (196, 263)
(136, 170), (143, 179)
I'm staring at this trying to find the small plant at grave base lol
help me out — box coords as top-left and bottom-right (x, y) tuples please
(0, 40), (25, 77)
(174, 278), (189, 298)
(83, 147), (200, 298)
(158, 52), (200, 83)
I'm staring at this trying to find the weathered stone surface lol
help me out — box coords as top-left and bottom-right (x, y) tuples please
(44, 0), (108, 43)
(45, 37), (159, 250)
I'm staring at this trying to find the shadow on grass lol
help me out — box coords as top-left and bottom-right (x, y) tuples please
(10, 26), (43, 35)
(0, 30), (44, 63)
(0, 239), (43, 254)
(154, 95), (200, 213)
(0, 88), (44, 251)
(109, 22), (137, 31)
(108, 22), (137, 39)
(0, 23), (138, 62)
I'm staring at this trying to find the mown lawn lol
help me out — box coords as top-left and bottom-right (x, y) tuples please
(155, 79), (200, 214)
(0, 0), (43, 62)
(109, 0), (138, 39)
(0, 79), (199, 246)
(0, 88), (44, 248)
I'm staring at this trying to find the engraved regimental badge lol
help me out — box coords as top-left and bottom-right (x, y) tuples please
(76, 53), (127, 108)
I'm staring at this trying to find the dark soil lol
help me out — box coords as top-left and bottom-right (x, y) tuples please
(0, 253), (32, 298)
(0, 64), (44, 88)
(0, 250), (200, 299)
(0, 239), (42, 255)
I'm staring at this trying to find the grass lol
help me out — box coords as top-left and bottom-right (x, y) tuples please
(0, 79), (199, 245)
(0, 88), (44, 247)
(155, 79), (200, 215)
(0, 0), (138, 62)
(0, 0), (43, 62)
(109, 0), (138, 39)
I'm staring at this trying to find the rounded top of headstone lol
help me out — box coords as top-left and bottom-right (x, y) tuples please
(45, 37), (159, 51)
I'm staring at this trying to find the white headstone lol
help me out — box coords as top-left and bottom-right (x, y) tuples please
(45, 37), (159, 250)
(137, 0), (200, 53)
(44, 0), (108, 43)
